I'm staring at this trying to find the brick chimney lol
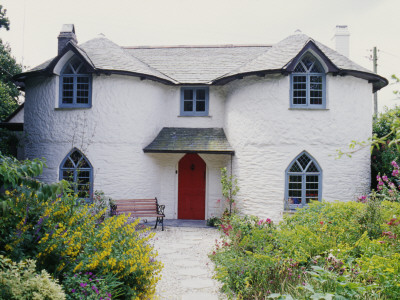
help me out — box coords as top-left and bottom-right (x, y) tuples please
(333, 25), (350, 58)
(58, 24), (77, 55)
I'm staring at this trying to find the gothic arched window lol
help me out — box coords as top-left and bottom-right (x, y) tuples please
(291, 53), (326, 108)
(59, 56), (92, 107)
(286, 152), (322, 209)
(60, 148), (93, 199)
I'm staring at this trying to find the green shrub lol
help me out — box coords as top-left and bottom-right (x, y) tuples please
(211, 200), (400, 299)
(0, 255), (65, 300)
(62, 271), (122, 300)
(0, 154), (162, 299)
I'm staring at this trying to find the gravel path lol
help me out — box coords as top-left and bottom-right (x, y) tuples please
(152, 227), (226, 300)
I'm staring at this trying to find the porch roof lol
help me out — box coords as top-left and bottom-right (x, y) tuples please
(143, 127), (234, 154)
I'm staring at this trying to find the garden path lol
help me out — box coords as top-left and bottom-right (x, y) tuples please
(152, 226), (226, 300)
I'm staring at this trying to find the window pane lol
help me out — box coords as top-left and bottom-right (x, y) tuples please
(306, 162), (319, 172)
(297, 154), (311, 170)
(63, 158), (74, 168)
(196, 100), (205, 112)
(184, 90), (193, 100)
(293, 76), (307, 105)
(78, 159), (90, 168)
(196, 89), (206, 100)
(70, 151), (82, 164)
(76, 76), (89, 104)
(62, 77), (74, 104)
(184, 101), (193, 111)
(289, 162), (302, 172)
(288, 175), (302, 204)
(77, 171), (90, 178)
(63, 65), (74, 74)
(294, 63), (306, 73)
(71, 60), (82, 73)
(62, 170), (74, 180)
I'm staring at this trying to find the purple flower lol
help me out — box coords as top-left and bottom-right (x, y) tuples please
(393, 169), (399, 177)
(107, 293), (112, 297)
(80, 283), (87, 288)
(92, 286), (99, 294)
(71, 289), (76, 293)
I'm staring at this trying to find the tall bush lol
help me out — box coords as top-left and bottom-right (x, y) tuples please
(0, 153), (162, 299)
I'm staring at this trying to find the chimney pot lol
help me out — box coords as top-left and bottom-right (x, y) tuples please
(58, 24), (77, 55)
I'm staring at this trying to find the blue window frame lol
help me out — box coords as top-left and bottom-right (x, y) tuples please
(60, 148), (93, 201)
(180, 87), (209, 116)
(285, 152), (322, 210)
(290, 53), (326, 109)
(59, 57), (92, 108)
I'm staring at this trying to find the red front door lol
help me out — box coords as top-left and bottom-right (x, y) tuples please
(178, 153), (206, 220)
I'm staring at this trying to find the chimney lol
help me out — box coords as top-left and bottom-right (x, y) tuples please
(57, 24), (77, 55)
(333, 25), (350, 58)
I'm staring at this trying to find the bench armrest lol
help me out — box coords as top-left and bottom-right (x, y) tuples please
(157, 204), (165, 216)
(110, 204), (117, 216)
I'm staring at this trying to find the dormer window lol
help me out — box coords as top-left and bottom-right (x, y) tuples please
(291, 53), (325, 109)
(180, 87), (209, 116)
(59, 57), (92, 108)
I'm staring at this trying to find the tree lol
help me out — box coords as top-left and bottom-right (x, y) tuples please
(0, 5), (22, 121)
(0, 5), (10, 31)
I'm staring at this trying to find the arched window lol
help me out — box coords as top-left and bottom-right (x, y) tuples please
(286, 152), (322, 209)
(59, 56), (92, 107)
(60, 149), (93, 199)
(291, 53), (325, 108)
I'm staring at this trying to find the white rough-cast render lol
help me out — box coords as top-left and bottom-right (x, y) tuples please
(224, 74), (372, 221)
(23, 73), (229, 219)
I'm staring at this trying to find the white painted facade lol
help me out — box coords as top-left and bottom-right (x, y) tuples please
(23, 62), (373, 221)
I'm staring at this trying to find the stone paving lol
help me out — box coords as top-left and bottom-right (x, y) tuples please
(151, 226), (226, 300)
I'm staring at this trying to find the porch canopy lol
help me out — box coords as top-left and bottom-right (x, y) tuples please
(143, 127), (234, 155)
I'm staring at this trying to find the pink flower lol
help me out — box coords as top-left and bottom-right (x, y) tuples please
(391, 161), (399, 168)
(320, 221), (324, 225)
(382, 175), (388, 182)
(258, 220), (263, 225)
(393, 169), (399, 176)
(266, 218), (272, 224)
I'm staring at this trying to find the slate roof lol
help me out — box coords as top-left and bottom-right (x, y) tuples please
(143, 127), (234, 154)
(124, 45), (270, 84)
(15, 32), (388, 91)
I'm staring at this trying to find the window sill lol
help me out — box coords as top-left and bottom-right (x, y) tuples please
(55, 106), (92, 111)
(178, 115), (212, 118)
(289, 108), (329, 111)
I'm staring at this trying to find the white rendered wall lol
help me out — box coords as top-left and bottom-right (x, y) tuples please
(23, 73), (227, 219)
(224, 74), (372, 221)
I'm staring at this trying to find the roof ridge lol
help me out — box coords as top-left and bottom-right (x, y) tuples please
(123, 44), (272, 49)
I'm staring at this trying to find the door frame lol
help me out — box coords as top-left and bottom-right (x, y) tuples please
(175, 153), (208, 220)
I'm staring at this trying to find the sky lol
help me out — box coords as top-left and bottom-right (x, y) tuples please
(1, 0), (400, 112)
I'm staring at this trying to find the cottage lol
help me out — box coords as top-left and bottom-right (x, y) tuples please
(13, 24), (387, 221)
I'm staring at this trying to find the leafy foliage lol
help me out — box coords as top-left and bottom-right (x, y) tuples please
(221, 167), (239, 215)
(0, 255), (66, 300)
(0, 154), (162, 299)
(0, 5), (22, 121)
(211, 196), (400, 299)
(0, 5), (10, 31)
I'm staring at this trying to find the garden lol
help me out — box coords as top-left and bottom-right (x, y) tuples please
(0, 154), (162, 299)
(210, 106), (400, 299)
